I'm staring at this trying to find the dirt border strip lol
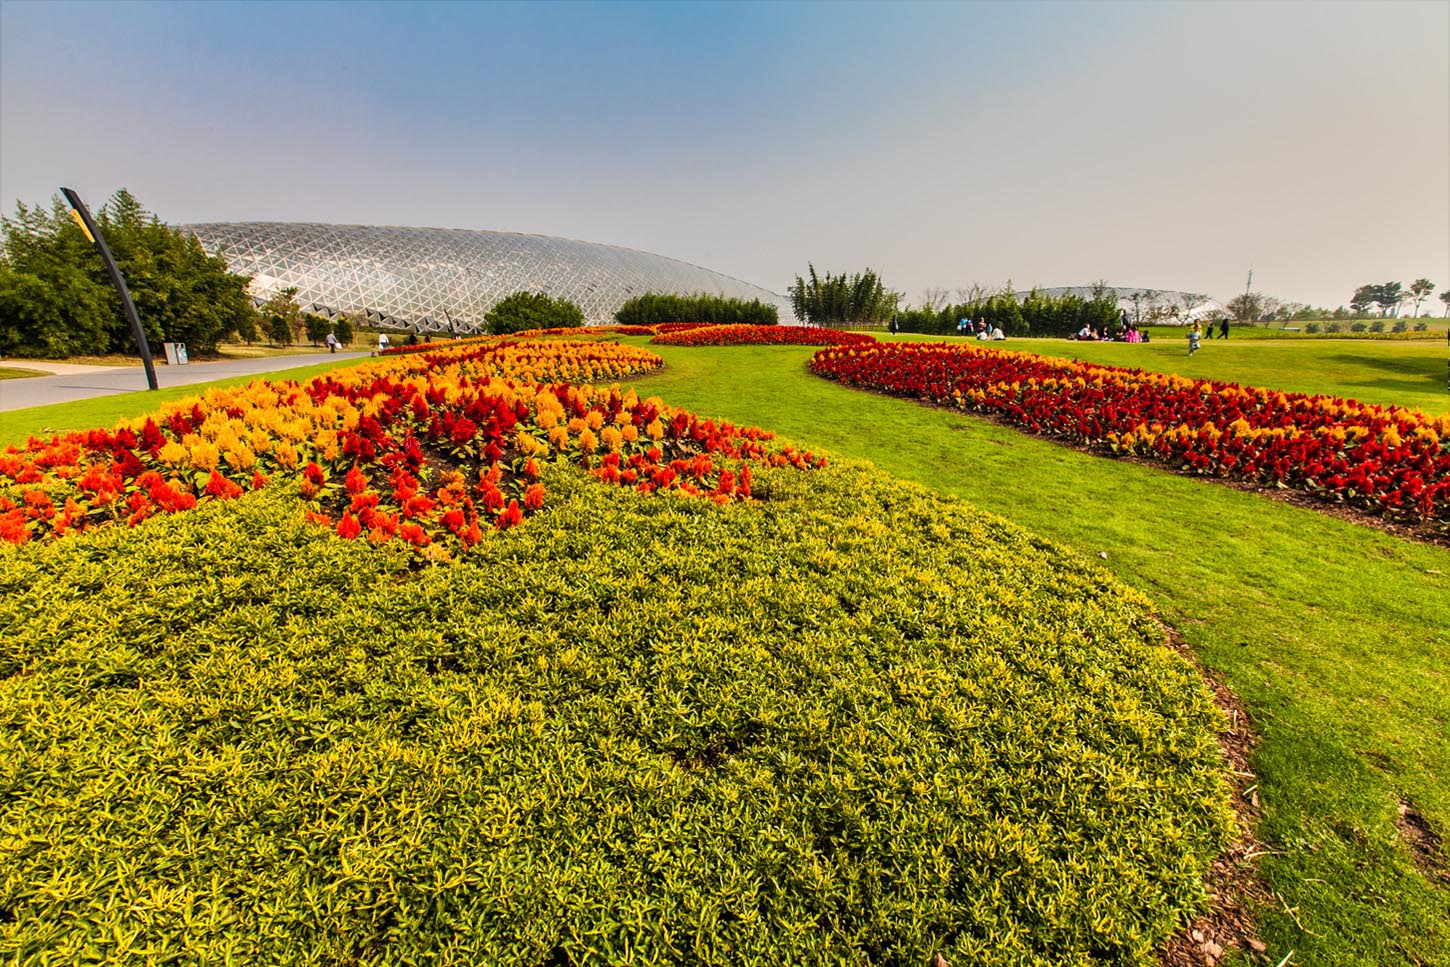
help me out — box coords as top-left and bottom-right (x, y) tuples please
(1155, 620), (1274, 967)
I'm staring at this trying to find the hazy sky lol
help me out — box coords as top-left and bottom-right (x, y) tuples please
(2, 0), (1447, 309)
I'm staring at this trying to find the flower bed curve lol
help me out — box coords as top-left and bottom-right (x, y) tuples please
(651, 324), (878, 347)
(0, 338), (826, 554)
(810, 341), (1450, 529)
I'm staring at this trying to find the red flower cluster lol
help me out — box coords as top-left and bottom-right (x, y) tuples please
(652, 322), (720, 334)
(810, 342), (1450, 528)
(651, 325), (878, 347)
(2, 339), (827, 553)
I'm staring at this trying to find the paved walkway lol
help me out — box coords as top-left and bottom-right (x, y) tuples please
(0, 352), (370, 413)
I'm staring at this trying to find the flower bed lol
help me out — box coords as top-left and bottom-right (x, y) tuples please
(1, 339), (825, 554)
(651, 324), (878, 347)
(810, 341), (1450, 528)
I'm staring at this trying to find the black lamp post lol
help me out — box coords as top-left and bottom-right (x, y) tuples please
(61, 187), (158, 391)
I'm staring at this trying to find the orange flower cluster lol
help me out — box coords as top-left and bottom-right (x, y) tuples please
(2, 338), (825, 553)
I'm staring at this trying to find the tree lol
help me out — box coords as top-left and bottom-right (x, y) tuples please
(1440, 291), (1450, 316)
(304, 313), (332, 346)
(1276, 302), (1306, 323)
(1407, 278), (1435, 316)
(787, 265), (895, 327)
(1373, 281), (1403, 317)
(0, 189), (255, 358)
(1225, 292), (1264, 322)
(332, 314), (355, 347)
(1350, 285), (1376, 317)
(1175, 292), (1209, 322)
(267, 314), (292, 346)
(485, 291), (584, 335)
(921, 287), (950, 312)
(258, 287), (302, 345)
(955, 283), (988, 305)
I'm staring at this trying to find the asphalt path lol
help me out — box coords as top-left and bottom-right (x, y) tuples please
(0, 351), (370, 413)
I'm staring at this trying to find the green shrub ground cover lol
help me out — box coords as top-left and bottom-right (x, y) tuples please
(1, 460), (1233, 964)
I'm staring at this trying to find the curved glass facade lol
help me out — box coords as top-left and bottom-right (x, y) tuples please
(183, 222), (790, 333)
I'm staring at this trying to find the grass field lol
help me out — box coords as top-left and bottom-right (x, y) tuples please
(3, 334), (1447, 964)
(0, 367), (51, 380)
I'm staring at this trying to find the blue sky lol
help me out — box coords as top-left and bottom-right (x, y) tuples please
(2, 0), (1447, 309)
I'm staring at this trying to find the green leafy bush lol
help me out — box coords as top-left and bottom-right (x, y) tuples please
(0, 189), (256, 358)
(1390, 319), (1408, 333)
(266, 313), (292, 346)
(1305, 322), (1322, 333)
(1351, 321), (1369, 333)
(0, 460), (1233, 965)
(332, 314), (355, 347)
(485, 291), (585, 335)
(614, 293), (778, 328)
(304, 313), (332, 346)
(1369, 320), (1386, 333)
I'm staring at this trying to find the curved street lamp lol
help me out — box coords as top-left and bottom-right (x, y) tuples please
(61, 187), (158, 391)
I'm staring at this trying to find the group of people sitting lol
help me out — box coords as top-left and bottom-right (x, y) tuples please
(958, 319), (1006, 341)
(1074, 323), (1147, 343)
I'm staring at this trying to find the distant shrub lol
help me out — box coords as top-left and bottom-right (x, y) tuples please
(1414, 321), (1429, 332)
(1391, 319), (1408, 333)
(267, 314), (292, 346)
(1305, 322), (1321, 334)
(615, 292), (778, 327)
(1351, 322), (1368, 333)
(304, 313), (331, 346)
(1369, 319), (1386, 333)
(332, 315), (354, 347)
(1326, 322), (1344, 333)
(485, 291), (585, 335)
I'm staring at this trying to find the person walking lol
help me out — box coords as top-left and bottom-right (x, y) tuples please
(376, 331), (390, 355)
(1188, 321), (1202, 356)
(324, 331), (339, 354)
(1219, 317), (1230, 340)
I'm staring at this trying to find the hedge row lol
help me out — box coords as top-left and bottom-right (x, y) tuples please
(614, 293), (778, 328)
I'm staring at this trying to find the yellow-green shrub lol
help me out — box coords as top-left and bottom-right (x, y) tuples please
(0, 458), (1233, 966)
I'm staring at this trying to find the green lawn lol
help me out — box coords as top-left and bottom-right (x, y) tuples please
(4, 335), (1448, 965)
(621, 340), (1450, 967)
(0, 367), (51, 380)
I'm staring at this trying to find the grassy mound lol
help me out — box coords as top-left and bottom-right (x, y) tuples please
(0, 458), (1233, 966)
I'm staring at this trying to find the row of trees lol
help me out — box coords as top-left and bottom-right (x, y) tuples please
(0, 190), (257, 358)
(614, 292), (777, 327)
(1349, 279), (1441, 318)
(898, 284), (1121, 338)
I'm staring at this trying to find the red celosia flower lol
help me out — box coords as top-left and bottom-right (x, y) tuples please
(337, 512), (362, 539)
